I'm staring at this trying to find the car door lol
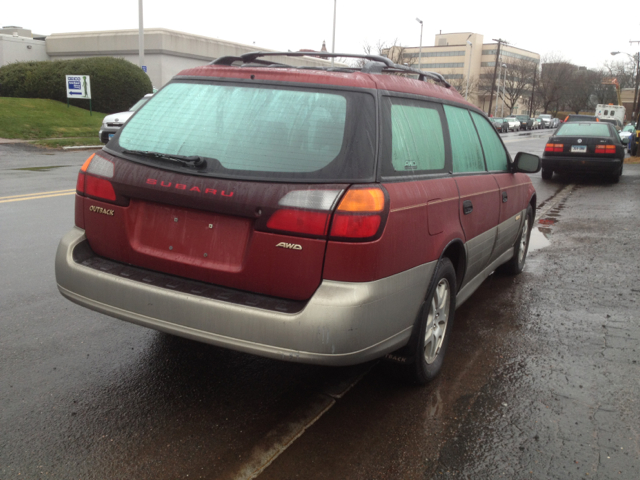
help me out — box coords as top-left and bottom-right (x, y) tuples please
(443, 105), (500, 288)
(470, 111), (528, 264)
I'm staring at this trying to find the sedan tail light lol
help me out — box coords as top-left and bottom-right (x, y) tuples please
(544, 143), (564, 152)
(595, 145), (616, 154)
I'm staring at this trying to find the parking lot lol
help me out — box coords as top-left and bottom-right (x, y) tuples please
(1, 134), (638, 479)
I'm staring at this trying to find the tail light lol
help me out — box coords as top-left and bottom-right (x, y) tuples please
(76, 153), (116, 202)
(329, 187), (388, 240)
(595, 145), (616, 154)
(264, 186), (389, 241)
(545, 143), (564, 152)
(266, 189), (343, 237)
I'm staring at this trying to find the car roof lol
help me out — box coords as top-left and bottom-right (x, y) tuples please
(176, 51), (479, 112)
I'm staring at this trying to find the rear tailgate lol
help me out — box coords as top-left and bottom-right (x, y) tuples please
(79, 152), (349, 301)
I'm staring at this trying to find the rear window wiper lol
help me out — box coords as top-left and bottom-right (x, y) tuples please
(122, 149), (208, 168)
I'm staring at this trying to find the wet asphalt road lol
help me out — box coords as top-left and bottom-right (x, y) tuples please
(1, 134), (638, 479)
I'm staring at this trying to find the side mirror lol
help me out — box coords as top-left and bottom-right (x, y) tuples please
(513, 152), (541, 173)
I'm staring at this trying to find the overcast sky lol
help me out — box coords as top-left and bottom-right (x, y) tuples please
(4, 0), (639, 69)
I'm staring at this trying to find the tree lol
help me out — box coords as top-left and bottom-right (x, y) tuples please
(565, 69), (600, 113)
(537, 54), (576, 114)
(358, 40), (417, 69)
(591, 68), (619, 105)
(442, 70), (478, 99)
(499, 57), (538, 114)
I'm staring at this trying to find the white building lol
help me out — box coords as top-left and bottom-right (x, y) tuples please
(1, 26), (339, 89)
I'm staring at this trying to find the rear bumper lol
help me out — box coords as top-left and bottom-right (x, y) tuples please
(55, 227), (434, 366)
(541, 156), (623, 174)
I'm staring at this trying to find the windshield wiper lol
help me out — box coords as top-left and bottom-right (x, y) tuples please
(122, 149), (208, 168)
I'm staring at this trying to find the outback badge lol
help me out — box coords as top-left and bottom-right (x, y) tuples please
(276, 242), (302, 251)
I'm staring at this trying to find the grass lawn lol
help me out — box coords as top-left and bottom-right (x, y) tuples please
(0, 97), (104, 147)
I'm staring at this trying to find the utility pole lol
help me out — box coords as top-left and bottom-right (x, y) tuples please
(529, 64), (537, 117)
(487, 38), (508, 116)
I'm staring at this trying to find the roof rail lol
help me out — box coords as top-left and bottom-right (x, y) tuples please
(211, 51), (451, 88)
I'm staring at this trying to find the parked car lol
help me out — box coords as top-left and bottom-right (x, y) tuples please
(537, 114), (553, 128)
(504, 116), (520, 131)
(56, 51), (540, 385)
(99, 94), (153, 144)
(619, 124), (636, 144)
(515, 115), (533, 130)
(492, 117), (509, 133)
(541, 122), (624, 182)
(599, 118), (622, 131)
(563, 114), (599, 123)
(549, 118), (561, 129)
(533, 118), (544, 129)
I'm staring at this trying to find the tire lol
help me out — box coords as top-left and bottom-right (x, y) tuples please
(632, 143), (638, 156)
(405, 257), (456, 385)
(611, 164), (623, 183)
(500, 205), (533, 275)
(541, 168), (553, 180)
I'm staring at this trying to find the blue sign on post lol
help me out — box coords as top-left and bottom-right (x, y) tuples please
(142, 66), (147, 73)
(67, 77), (82, 95)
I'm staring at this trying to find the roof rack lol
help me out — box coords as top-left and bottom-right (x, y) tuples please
(211, 51), (451, 88)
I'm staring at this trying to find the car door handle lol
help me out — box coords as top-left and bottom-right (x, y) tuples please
(502, 191), (508, 203)
(463, 200), (473, 215)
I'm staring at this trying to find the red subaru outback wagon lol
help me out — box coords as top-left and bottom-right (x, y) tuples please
(55, 52), (540, 383)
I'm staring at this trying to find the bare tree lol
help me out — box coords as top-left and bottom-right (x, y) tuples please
(603, 59), (637, 89)
(565, 69), (600, 113)
(499, 57), (538, 114)
(357, 40), (417, 69)
(537, 54), (576, 114)
(591, 68), (619, 105)
(442, 70), (478, 98)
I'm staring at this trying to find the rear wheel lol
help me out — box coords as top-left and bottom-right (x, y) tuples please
(541, 168), (553, 180)
(500, 206), (533, 275)
(405, 258), (456, 385)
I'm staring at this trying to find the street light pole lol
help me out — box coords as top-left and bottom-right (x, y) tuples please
(331, 0), (337, 67)
(138, 0), (144, 69)
(501, 64), (507, 117)
(416, 18), (423, 71)
(465, 40), (472, 100)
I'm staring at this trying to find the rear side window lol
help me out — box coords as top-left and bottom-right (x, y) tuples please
(391, 103), (446, 172)
(115, 81), (376, 182)
(444, 105), (485, 173)
(471, 112), (509, 172)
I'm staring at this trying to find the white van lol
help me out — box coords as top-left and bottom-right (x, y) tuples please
(595, 104), (626, 129)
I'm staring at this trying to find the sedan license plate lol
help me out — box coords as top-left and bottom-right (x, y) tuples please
(108, 133), (114, 140)
(571, 145), (587, 153)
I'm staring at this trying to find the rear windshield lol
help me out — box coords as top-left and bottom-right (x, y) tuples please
(566, 115), (597, 122)
(555, 123), (612, 137)
(114, 80), (376, 182)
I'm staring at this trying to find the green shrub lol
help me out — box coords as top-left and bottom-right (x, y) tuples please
(0, 57), (152, 113)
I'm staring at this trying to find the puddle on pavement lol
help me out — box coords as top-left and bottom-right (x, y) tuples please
(13, 165), (71, 172)
(529, 227), (551, 252)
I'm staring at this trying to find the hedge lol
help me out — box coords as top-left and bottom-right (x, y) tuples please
(0, 57), (153, 114)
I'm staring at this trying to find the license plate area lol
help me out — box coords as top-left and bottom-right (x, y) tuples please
(130, 200), (252, 272)
(571, 145), (587, 153)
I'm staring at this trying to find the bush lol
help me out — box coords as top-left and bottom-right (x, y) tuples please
(0, 57), (152, 113)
